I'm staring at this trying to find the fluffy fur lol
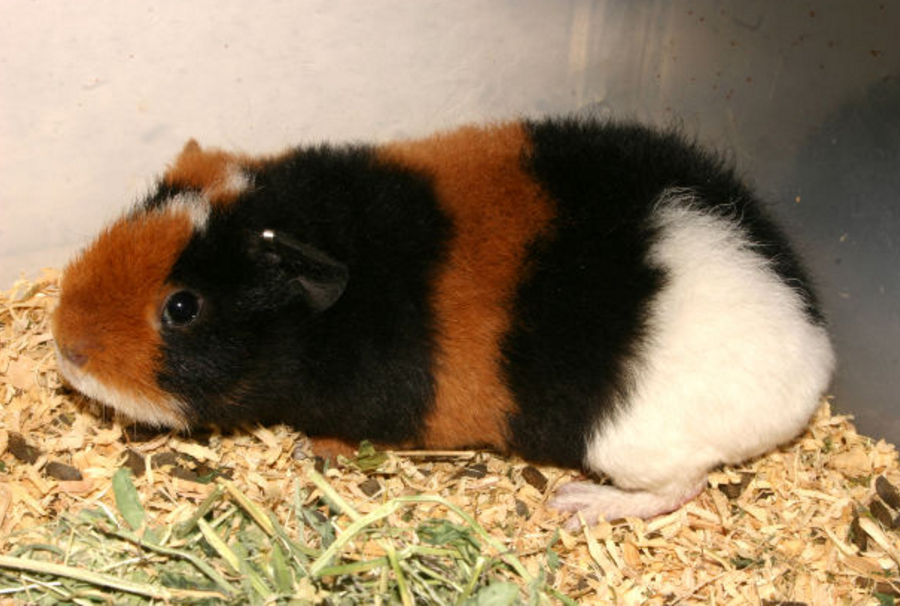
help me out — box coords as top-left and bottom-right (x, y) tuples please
(53, 118), (835, 527)
(551, 190), (835, 525)
(379, 123), (555, 450)
(53, 206), (198, 426)
(162, 139), (255, 205)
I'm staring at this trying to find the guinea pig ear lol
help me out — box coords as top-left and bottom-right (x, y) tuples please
(252, 229), (349, 313)
(181, 139), (202, 155)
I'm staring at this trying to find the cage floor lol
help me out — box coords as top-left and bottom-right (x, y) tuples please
(1, 272), (898, 604)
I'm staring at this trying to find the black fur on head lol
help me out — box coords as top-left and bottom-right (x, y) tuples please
(150, 144), (452, 441)
(155, 210), (349, 426)
(240, 228), (349, 314)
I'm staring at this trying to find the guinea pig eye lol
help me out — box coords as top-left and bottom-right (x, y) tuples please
(162, 290), (202, 327)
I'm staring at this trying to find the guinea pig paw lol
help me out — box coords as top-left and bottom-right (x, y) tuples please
(549, 482), (629, 529)
(548, 481), (609, 512)
(562, 510), (603, 531)
(550, 479), (707, 529)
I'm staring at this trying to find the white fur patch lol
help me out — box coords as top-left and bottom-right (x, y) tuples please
(163, 192), (211, 230)
(149, 167), (250, 228)
(55, 346), (188, 430)
(581, 190), (835, 514)
(220, 167), (252, 196)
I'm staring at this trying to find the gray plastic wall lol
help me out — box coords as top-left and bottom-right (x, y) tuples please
(1, 1), (897, 442)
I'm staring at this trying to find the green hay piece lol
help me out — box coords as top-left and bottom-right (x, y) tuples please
(0, 470), (562, 604)
(111, 468), (145, 531)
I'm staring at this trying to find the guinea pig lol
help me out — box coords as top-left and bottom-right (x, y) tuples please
(52, 118), (835, 527)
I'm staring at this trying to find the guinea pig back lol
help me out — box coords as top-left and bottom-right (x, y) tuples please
(52, 119), (835, 526)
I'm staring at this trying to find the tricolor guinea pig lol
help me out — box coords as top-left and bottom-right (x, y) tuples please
(52, 118), (835, 527)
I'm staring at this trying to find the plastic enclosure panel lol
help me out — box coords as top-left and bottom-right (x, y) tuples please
(1, 1), (897, 442)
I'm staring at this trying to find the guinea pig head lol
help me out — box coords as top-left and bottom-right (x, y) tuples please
(52, 205), (200, 428)
(53, 158), (349, 430)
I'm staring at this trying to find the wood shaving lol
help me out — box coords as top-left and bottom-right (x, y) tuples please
(1, 272), (899, 604)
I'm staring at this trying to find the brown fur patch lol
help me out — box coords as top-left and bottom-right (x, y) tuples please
(309, 437), (360, 461)
(164, 140), (255, 205)
(379, 123), (555, 451)
(53, 209), (196, 423)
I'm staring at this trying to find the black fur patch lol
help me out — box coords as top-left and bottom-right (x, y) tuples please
(153, 145), (452, 444)
(144, 119), (821, 470)
(502, 118), (822, 468)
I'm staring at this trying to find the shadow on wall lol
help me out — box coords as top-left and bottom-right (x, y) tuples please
(785, 73), (900, 443)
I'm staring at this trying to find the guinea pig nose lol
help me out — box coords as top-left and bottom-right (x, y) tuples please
(59, 344), (89, 368)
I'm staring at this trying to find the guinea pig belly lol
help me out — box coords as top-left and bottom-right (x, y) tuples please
(555, 189), (835, 527)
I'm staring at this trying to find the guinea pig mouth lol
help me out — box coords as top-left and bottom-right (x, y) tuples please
(53, 345), (189, 430)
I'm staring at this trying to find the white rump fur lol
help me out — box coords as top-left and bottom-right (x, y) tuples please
(553, 189), (835, 526)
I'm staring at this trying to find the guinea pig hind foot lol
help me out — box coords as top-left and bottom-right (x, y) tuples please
(550, 477), (707, 530)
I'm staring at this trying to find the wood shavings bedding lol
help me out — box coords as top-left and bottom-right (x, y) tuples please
(1, 272), (899, 604)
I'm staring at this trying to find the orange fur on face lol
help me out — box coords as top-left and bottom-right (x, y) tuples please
(379, 123), (556, 451)
(164, 140), (254, 205)
(53, 209), (196, 423)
